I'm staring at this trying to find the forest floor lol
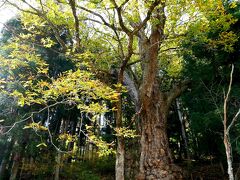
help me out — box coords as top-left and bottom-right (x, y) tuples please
(18, 160), (239, 180)
(181, 161), (240, 180)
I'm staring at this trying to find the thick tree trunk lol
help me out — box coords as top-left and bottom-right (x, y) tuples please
(137, 94), (183, 180)
(135, 30), (185, 179)
(133, 23), (187, 179)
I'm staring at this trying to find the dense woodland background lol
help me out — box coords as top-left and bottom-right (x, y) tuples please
(0, 0), (240, 179)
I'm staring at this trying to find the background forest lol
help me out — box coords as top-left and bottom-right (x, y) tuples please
(0, 0), (240, 179)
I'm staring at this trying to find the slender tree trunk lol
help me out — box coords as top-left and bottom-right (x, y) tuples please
(19, 157), (25, 180)
(9, 136), (27, 180)
(223, 64), (237, 180)
(176, 99), (190, 160)
(54, 118), (67, 180)
(115, 71), (125, 180)
(9, 152), (21, 180)
(0, 159), (7, 179)
(0, 140), (13, 179)
(54, 152), (61, 180)
(67, 120), (77, 162)
(224, 134), (234, 180)
(116, 136), (125, 180)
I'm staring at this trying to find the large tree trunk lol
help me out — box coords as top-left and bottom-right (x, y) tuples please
(112, 1), (189, 179)
(137, 91), (183, 180)
(134, 7), (187, 176)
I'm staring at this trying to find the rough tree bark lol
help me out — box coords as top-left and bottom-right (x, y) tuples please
(138, 93), (173, 179)
(133, 2), (188, 178)
(137, 82), (186, 179)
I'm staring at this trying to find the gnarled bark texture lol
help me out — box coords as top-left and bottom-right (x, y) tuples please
(137, 93), (183, 179)
(133, 2), (186, 178)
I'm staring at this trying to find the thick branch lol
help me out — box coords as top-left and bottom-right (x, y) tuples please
(68, 0), (81, 50)
(150, 1), (166, 41)
(110, 0), (131, 35)
(139, 1), (166, 100)
(127, 59), (141, 67)
(166, 80), (190, 107)
(119, 0), (130, 8)
(132, 0), (161, 35)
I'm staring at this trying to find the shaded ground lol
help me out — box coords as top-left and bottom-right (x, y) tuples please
(181, 162), (240, 180)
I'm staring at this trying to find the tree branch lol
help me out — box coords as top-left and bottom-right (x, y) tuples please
(227, 108), (240, 134)
(7, 0), (67, 51)
(224, 64), (240, 134)
(68, 0), (81, 50)
(1, 100), (70, 135)
(150, 1), (166, 41)
(132, 0), (161, 35)
(167, 79), (191, 107)
(110, 0), (131, 35)
(127, 59), (141, 67)
(77, 5), (121, 32)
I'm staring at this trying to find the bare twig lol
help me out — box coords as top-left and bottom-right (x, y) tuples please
(1, 100), (69, 135)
